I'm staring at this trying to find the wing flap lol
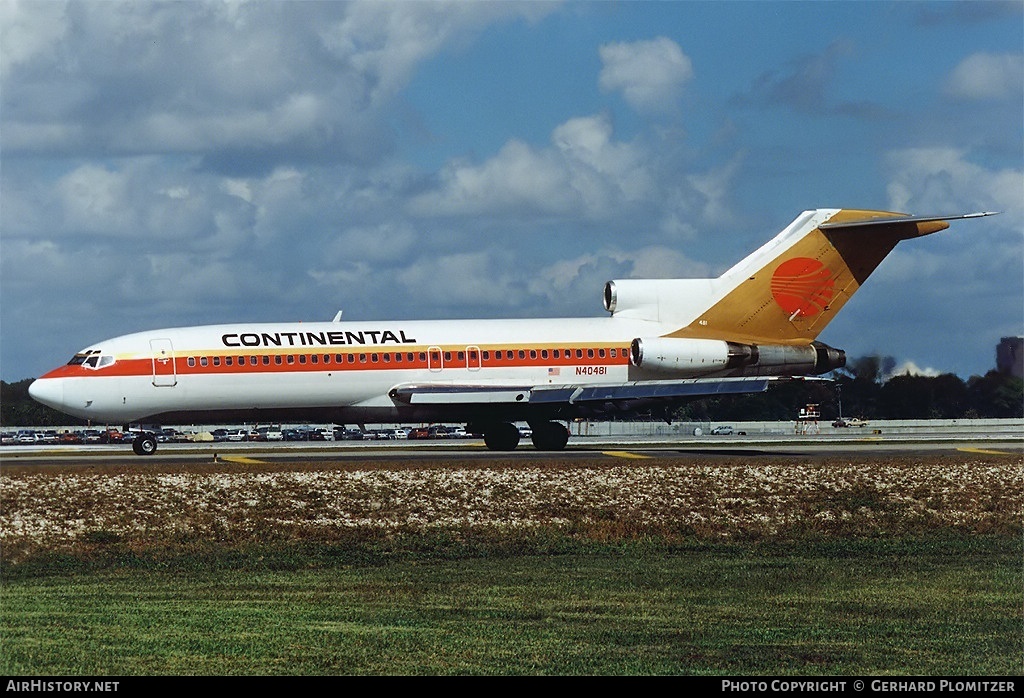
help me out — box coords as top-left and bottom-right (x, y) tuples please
(390, 376), (779, 408)
(530, 377), (772, 404)
(389, 384), (533, 405)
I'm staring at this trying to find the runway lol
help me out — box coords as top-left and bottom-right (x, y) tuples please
(4, 429), (1021, 467)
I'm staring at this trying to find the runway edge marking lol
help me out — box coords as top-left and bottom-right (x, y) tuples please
(602, 450), (653, 460)
(956, 447), (1020, 457)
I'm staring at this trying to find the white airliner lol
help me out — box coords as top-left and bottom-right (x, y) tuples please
(29, 208), (996, 454)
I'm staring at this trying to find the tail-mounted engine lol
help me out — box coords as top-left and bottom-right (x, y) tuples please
(629, 337), (845, 377)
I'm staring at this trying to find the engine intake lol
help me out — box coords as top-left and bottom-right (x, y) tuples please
(630, 337), (845, 377)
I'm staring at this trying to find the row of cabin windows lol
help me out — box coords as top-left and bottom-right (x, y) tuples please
(184, 347), (620, 369)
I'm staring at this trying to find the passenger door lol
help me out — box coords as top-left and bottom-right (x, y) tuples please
(150, 338), (177, 387)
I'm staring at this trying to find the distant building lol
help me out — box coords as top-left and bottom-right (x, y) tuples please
(996, 337), (1023, 379)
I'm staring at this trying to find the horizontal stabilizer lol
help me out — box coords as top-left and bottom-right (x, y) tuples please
(818, 211), (998, 230)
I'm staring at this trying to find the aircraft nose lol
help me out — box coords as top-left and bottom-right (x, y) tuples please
(28, 377), (65, 411)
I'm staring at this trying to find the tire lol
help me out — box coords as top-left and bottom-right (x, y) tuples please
(530, 421), (569, 451)
(483, 422), (520, 451)
(132, 435), (158, 456)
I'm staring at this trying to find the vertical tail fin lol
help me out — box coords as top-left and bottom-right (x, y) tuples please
(665, 209), (996, 344)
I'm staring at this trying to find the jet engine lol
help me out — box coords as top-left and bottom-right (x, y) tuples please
(629, 337), (845, 377)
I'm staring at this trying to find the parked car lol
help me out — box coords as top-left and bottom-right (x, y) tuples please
(710, 426), (734, 435)
(427, 425), (453, 438)
(156, 428), (180, 443)
(253, 425), (283, 441)
(226, 429), (248, 441)
(832, 417), (868, 428)
(282, 428), (306, 441)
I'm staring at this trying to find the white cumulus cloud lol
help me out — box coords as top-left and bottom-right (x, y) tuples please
(599, 37), (693, 112)
(944, 52), (1024, 101)
(885, 147), (1023, 220)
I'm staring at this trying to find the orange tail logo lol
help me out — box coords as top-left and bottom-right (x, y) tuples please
(770, 258), (836, 318)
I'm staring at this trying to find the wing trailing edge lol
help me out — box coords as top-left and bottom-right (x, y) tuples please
(389, 376), (791, 409)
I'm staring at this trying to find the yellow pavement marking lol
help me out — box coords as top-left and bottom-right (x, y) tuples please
(602, 450), (653, 460)
(956, 447), (1019, 457)
(220, 456), (266, 464)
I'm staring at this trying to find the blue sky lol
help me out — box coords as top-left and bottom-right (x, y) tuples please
(2, 0), (1022, 382)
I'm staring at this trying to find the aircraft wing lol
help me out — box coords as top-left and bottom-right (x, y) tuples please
(389, 376), (785, 410)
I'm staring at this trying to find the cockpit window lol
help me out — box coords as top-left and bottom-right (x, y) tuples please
(67, 350), (97, 366)
(67, 350), (114, 369)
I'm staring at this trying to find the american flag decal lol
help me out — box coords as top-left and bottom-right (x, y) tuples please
(548, 367), (560, 376)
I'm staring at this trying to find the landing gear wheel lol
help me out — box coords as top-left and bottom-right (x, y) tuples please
(531, 421), (569, 451)
(132, 434), (158, 456)
(483, 422), (521, 451)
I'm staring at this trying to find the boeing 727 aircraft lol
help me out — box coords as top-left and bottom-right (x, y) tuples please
(29, 208), (995, 454)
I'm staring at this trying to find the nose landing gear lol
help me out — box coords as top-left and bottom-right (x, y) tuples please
(131, 433), (158, 456)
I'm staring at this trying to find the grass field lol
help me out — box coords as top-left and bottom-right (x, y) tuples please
(2, 453), (1021, 675)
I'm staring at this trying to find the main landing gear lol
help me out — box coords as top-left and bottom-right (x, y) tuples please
(478, 420), (569, 451)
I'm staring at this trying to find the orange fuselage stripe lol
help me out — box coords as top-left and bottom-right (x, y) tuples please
(44, 343), (633, 380)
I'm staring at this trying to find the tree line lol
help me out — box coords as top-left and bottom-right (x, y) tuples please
(672, 356), (1023, 423)
(2, 358), (1021, 428)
